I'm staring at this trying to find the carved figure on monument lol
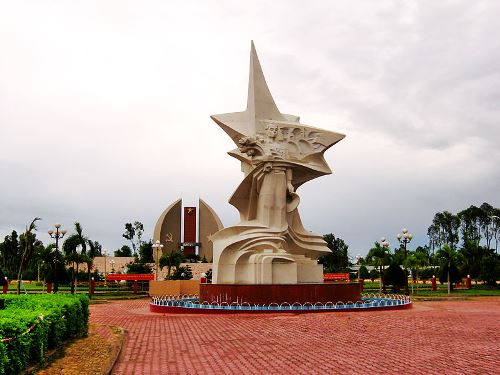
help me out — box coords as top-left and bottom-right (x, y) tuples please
(210, 42), (345, 284)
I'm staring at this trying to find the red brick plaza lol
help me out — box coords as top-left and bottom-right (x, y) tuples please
(90, 298), (500, 374)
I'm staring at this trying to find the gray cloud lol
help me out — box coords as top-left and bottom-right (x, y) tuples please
(1, 1), (499, 257)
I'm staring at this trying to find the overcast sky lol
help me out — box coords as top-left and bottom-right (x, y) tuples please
(1, 1), (499, 258)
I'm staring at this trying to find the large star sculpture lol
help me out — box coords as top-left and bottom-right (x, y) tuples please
(211, 41), (345, 190)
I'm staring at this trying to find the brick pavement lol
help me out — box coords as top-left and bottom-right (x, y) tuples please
(90, 297), (500, 374)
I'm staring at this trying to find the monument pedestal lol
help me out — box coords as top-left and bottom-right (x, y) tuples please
(200, 282), (362, 305)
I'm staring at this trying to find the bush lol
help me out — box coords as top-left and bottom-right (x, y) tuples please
(439, 262), (462, 285)
(126, 261), (153, 274)
(479, 254), (500, 286)
(383, 264), (406, 292)
(171, 266), (193, 280)
(368, 269), (380, 281)
(0, 294), (89, 374)
(184, 253), (200, 263)
(359, 265), (370, 280)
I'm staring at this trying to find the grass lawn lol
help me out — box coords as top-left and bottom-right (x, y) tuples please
(362, 280), (500, 297)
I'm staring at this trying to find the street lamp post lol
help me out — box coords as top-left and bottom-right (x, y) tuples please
(48, 223), (67, 293)
(397, 228), (413, 295)
(74, 244), (83, 294)
(380, 238), (390, 293)
(103, 250), (108, 287)
(153, 240), (164, 281)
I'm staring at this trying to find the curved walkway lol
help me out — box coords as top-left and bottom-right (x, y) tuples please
(90, 297), (500, 374)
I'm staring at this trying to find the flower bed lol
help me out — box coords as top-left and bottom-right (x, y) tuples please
(0, 294), (89, 374)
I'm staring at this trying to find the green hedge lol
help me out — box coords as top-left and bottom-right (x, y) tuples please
(0, 294), (89, 374)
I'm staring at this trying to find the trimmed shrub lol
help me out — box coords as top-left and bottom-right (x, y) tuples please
(0, 294), (89, 374)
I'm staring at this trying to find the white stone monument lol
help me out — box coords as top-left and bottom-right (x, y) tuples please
(211, 42), (345, 284)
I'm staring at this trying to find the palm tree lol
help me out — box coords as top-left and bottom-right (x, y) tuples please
(436, 244), (461, 295)
(85, 240), (102, 291)
(367, 242), (392, 293)
(159, 251), (184, 279)
(17, 217), (41, 294)
(63, 222), (88, 294)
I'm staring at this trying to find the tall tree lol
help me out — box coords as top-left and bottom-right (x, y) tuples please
(63, 222), (88, 294)
(122, 221), (144, 256)
(114, 245), (132, 257)
(458, 206), (482, 246)
(139, 240), (154, 263)
(436, 244), (462, 295)
(0, 231), (20, 278)
(479, 202), (495, 250)
(318, 234), (350, 273)
(85, 240), (102, 289)
(17, 218), (41, 294)
(428, 211), (460, 250)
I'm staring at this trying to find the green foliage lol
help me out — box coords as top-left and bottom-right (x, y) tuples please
(0, 231), (20, 279)
(368, 268), (380, 281)
(205, 269), (212, 283)
(125, 261), (153, 274)
(419, 267), (435, 281)
(383, 264), (406, 292)
(122, 221), (144, 256)
(427, 211), (460, 251)
(0, 294), (89, 375)
(159, 251), (184, 279)
(318, 234), (350, 273)
(139, 241), (153, 263)
(171, 265), (193, 280)
(114, 245), (132, 257)
(184, 253), (200, 263)
(359, 265), (370, 279)
(438, 262), (462, 285)
(478, 254), (500, 286)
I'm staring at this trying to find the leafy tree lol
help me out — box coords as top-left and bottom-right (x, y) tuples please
(383, 263), (405, 292)
(359, 265), (369, 280)
(122, 221), (144, 256)
(63, 222), (88, 294)
(458, 205), (483, 246)
(318, 234), (350, 273)
(85, 240), (102, 289)
(126, 261), (153, 274)
(366, 241), (392, 293)
(436, 244), (463, 294)
(114, 245), (132, 257)
(478, 253), (500, 286)
(139, 240), (153, 263)
(159, 251), (184, 279)
(419, 267), (435, 282)
(404, 250), (429, 293)
(428, 211), (460, 251)
(17, 218), (42, 294)
(205, 268), (212, 283)
(0, 230), (20, 278)
(171, 265), (193, 280)
(368, 268), (379, 282)
(460, 240), (486, 280)
(479, 203), (495, 250)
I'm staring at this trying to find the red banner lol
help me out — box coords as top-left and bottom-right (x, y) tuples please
(106, 274), (154, 281)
